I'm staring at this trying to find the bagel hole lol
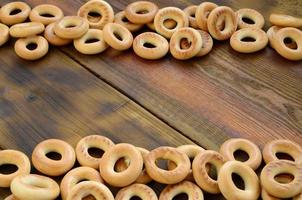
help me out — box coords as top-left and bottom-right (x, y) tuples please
(190, 13), (195, 18)
(274, 173), (294, 184)
(130, 196), (142, 200)
(0, 164), (18, 174)
(85, 38), (100, 44)
(156, 159), (170, 170)
(172, 193), (189, 200)
(31, 181), (48, 189)
(26, 43), (38, 51)
(242, 17), (255, 24)
(283, 37), (298, 50)
(206, 163), (218, 180)
(40, 13), (55, 18)
(218, 21), (226, 31)
(77, 179), (89, 183)
(122, 17), (130, 23)
(205, 11), (211, 18)
(83, 195), (96, 200)
(180, 38), (191, 50)
(164, 19), (177, 30)
(9, 9), (22, 15)
(87, 147), (104, 158)
(241, 37), (256, 42)
(275, 152), (295, 162)
(114, 157), (130, 172)
(233, 150), (249, 162)
(232, 173), (245, 190)
(143, 42), (156, 48)
(65, 24), (77, 28)
(88, 11), (102, 23)
(136, 9), (149, 14)
(113, 32), (123, 41)
(45, 151), (62, 161)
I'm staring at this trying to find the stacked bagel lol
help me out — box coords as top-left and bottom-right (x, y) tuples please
(1, 135), (301, 200)
(0, 1), (301, 61)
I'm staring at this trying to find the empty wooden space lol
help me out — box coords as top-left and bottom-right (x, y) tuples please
(0, 0), (301, 199)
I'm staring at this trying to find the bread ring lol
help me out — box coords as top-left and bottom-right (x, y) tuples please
(183, 5), (198, 29)
(14, 36), (49, 61)
(0, 23), (9, 47)
(115, 147), (153, 184)
(10, 174), (60, 200)
(0, 150), (31, 187)
(54, 16), (89, 39)
(76, 135), (114, 169)
(154, 7), (189, 39)
(168, 145), (204, 181)
(236, 8), (265, 29)
(44, 22), (72, 46)
(133, 32), (169, 60)
(115, 183), (158, 200)
(114, 11), (143, 32)
(32, 139), (76, 176)
(77, 0), (114, 30)
(170, 27), (203, 60)
(207, 6), (237, 40)
(99, 143), (143, 187)
(4, 195), (19, 200)
(103, 23), (133, 51)
(0, 2), (31, 25)
(10, 22), (45, 38)
(273, 27), (302, 60)
(147, 19), (177, 31)
(219, 138), (262, 170)
(60, 166), (103, 200)
(263, 139), (302, 165)
(270, 13), (302, 28)
(74, 29), (109, 55)
(29, 4), (64, 25)
(192, 150), (225, 194)
(218, 161), (260, 200)
(145, 146), (190, 184)
(67, 181), (114, 200)
(159, 181), (204, 200)
(180, 29), (213, 57)
(230, 27), (268, 53)
(261, 160), (302, 198)
(125, 1), (159, 24)
(195, 2), (218, 31)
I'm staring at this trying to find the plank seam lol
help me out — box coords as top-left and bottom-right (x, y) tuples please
(59, 49), (206, 149)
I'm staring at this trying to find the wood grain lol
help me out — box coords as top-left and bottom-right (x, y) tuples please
(0, 42), (199, 198)
(41, 0), (302, 149)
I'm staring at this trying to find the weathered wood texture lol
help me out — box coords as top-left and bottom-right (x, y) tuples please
(0, 43), (197, 198)
(41, 0), (301, 149)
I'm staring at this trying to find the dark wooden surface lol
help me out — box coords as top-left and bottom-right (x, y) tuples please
(0, 0), (301, 199)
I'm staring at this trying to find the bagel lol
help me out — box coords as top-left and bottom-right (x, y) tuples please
(184, 5), (198, 29)
(195, 2), (218, 31)
(44, 22), (72, 46)
(270, 13), (302, 28)
(32, 139), (76, 176)
(10, 22), (45, 38)
(114, 11), (143, 32)
(207, 6), (237, 40)
(236, 8), (265, 29)
(115, 183), (158, 200)
(77, 0), (114, 29)
(0, 23), (9, 47)
(14, 36), (49, 60)
(29, 4), (64, 25)
(125, 1), (158, 24)
(74, 29), (109, 54)
(103, 23), (133, 51)
(54, 16), (89, 39)
(0, 2), (31, 25)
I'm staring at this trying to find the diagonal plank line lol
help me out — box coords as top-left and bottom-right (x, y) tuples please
(60, 49), (206, 149)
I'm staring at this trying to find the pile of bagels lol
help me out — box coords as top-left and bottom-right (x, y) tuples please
(1, 135), (301, 200)
(0, 1), (301, 61)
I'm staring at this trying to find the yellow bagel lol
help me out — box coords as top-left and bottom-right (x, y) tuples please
(195, 2), (218, 31)
(183, 5), (199, 29)
(14, 36), (49, 61)
(0, 2), (31, 25)
(103, 23), (133, 51)
(44, 22), (72, 46)
(236, 8), (265, 29)
(29, 4), (64, 25)
(78, 0), (114, 30)
(10, 22), (45, 38)
(54, 16), (89, 39)
(115, 183), (158, 200)
(125, 1), (158, 24)
(270, 13), (302, 28)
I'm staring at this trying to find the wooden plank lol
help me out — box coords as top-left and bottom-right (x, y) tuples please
(39, 0), (302, 150)
(0, 42), (199, 198)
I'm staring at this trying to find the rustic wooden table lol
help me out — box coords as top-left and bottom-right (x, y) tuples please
(0, 0), (301, 199)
